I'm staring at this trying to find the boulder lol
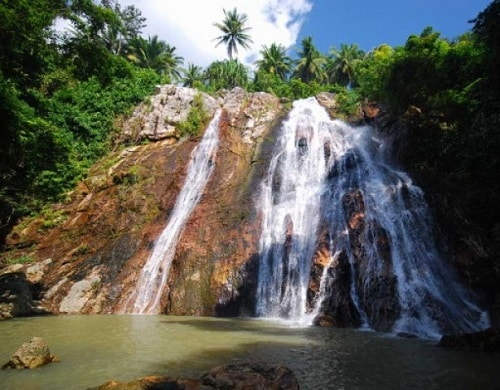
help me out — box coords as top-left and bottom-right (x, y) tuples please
(89, 376), (200, 390)
(201, 362), (299, 389)
(315, 92), (337, 110)
(2, 337), (58, 369)
(25, 258), (53, 284)
(89, 362), (299, 390)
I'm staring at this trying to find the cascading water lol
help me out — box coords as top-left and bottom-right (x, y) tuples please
(256, 98), (489, 337)
(125, 109), (221, 314)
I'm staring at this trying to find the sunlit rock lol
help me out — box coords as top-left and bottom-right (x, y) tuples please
(2, 337), (58, 369)
(89, 362), (299, 390)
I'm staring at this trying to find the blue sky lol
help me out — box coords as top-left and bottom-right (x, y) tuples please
(120, 0), (492, 67)
(297, 0), (492, 54)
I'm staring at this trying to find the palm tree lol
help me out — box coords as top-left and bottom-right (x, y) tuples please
(326, 43), (365, 87)
(292, 36), (326, 83)
(127, 35), (183, 80)
(213, 8), (253, 60)
(255, 43), (292, 80)
(161, 44), (184, 81)
(182, 63), (204, 87)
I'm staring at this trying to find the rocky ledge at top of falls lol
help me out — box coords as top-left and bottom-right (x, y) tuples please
(0, 85), (288, 317)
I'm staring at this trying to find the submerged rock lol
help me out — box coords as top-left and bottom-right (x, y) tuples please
(89, 362), (299, 390)
(2, 337), (58, 369)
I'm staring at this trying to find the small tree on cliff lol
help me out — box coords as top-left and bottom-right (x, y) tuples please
(213, 8), (253, 60)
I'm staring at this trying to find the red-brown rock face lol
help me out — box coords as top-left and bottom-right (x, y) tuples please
(166, 90), (284, 316)
(0, 86), (283, 316)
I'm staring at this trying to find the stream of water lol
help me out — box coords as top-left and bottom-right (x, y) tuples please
(256, 98), (488, 337)
(0, 315), (498, 390)
(124, 110), (221, 314)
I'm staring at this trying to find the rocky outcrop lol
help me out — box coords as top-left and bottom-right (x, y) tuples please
(0, 86), (284, 317)
(0, 271), (48, 320)
(89, 362), (299, 390)
(59, 268), (102, 313)
(121, 85), (221, 143)
(2, 337), (58, 369)
(201, 362), (299, 389)
(310, 189), (400, 332)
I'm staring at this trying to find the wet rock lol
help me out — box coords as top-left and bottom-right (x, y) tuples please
(89, 362), (299, 390)
(201, 362), (299, 389)
(88, 376), (200, 390)
(166, 89), (282, 316)
(438, 328), (500, 353)
(0, 272), (47, 320)
(2, 337), (58, 369)
(342, 190), (401, 332)
(313, 315), (336, 327)
(316, 250), (362, 328)
(361, 100), (381, 121)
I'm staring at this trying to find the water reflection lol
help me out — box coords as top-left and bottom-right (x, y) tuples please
(0, 315), (498, 390)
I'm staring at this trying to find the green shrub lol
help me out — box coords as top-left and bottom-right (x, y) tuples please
(6, 255), (34, 265)
(177, 94), (210, 137)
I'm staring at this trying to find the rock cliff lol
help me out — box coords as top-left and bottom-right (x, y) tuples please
(0, 85), (496, 338)
(0, 86), (284, 316)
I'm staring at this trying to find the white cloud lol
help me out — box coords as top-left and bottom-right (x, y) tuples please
(122, 0), (313, 68)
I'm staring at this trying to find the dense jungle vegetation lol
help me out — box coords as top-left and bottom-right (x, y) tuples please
(0, 0), (499, 250)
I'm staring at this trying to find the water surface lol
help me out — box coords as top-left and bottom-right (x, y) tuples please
(0, 315), (498, 389)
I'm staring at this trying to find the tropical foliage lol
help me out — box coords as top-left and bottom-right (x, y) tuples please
(1, 0), (500, 258)
(292, 36), (327, 83)
(255, 43), (293, 81)
(326, 44), (365, 87)
(182, 64), (205, 88)
(127, 36), (183, 81)
(204, 60), (250, 91)
(0, 0), (168, 243)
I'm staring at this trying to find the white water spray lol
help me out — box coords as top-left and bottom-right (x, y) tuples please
(256, 98), (489, 336)
(125, 109), (221, 314)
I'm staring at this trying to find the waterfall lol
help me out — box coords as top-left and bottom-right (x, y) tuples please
(125, 109), (221, 314)
(256, 98), (489, 337)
